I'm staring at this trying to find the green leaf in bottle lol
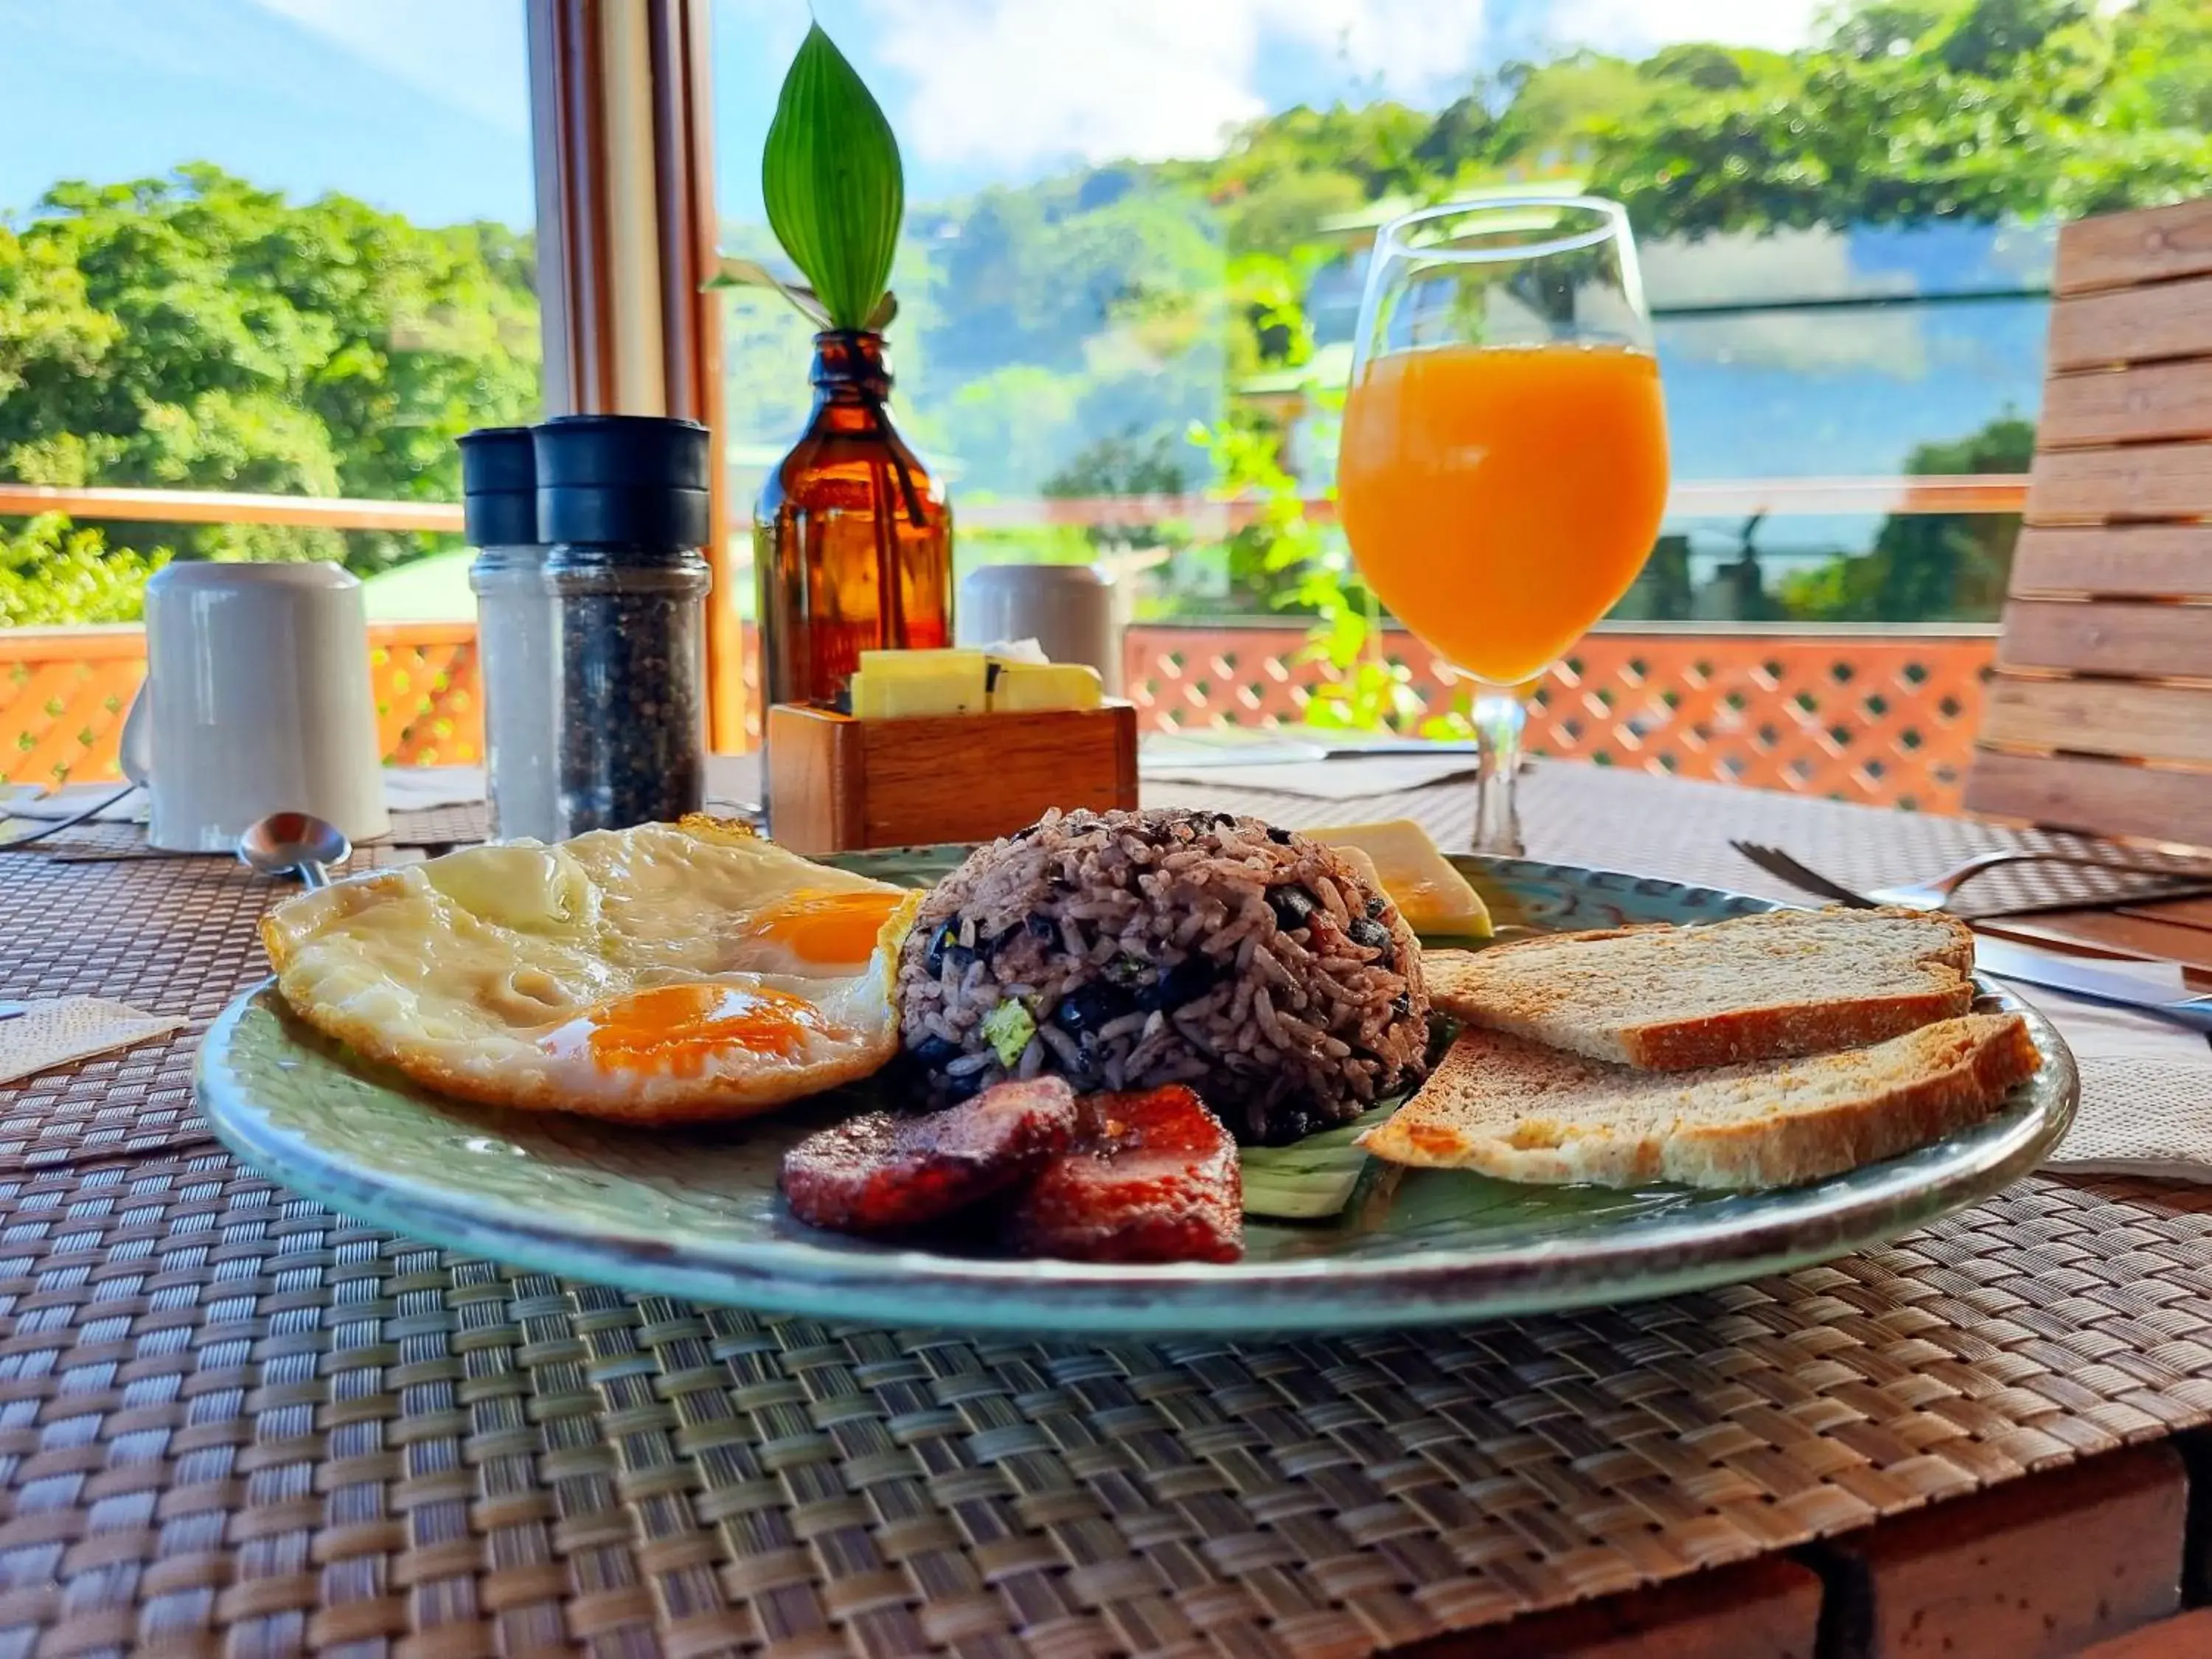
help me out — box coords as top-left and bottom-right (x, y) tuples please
(760, 23), (904, 334)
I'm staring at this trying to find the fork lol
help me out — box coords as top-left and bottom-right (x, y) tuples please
(1731, 841), (2212, 916)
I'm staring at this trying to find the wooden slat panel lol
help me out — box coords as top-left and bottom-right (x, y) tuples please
(1995, 599), (2212, 678)
(1994, 910), (2212, 974)
(2025, 442), (2212, 522)
(2039, 361), (2212, 449)
(2056, 199), (2212, 296)
(2011, 526), (2212, 598)
(1966, 748), (2212, 849)
(1980, 675), (2212, 765)
(2115, 894), (2212, 929)
(2047, 275), (2212, 371)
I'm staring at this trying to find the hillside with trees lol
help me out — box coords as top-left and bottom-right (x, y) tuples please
(1, 164), (537, 622)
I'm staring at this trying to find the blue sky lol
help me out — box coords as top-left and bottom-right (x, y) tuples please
(0, 0), (1823, 228)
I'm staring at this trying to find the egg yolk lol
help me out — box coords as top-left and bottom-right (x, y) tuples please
(745, 888), (905, 965)
(544, 983), (828, 1077)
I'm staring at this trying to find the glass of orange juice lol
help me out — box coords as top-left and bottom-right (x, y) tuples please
(1338, 197), (1669, 855)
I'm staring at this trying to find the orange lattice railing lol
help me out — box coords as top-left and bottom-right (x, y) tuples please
(1122, 625), (1997, 813)
(1, 622), (484, 787)
(7, 619), (1994, 810)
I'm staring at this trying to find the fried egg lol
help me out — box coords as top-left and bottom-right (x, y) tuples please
(260, 816), (923, 1124)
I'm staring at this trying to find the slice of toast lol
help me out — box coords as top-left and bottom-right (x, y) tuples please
(1424, 906), (1977, 1071)
(1359, 1012), (2039, 1190)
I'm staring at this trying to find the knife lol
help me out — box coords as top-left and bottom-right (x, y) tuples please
(1972, 936), (2212, 1033)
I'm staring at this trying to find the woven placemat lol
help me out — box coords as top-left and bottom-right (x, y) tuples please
(1, 1150), (2208, 1655)
(1155, 759), (2208, 919)
(0, 846), (426, 1172)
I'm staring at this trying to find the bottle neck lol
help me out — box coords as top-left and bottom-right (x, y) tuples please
(807, 330), (894, 431)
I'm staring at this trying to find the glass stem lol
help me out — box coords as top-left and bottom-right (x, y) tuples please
(1471, 689), (1526, 858)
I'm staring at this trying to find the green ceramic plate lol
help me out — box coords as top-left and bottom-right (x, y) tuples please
(196, 854), (2077, 1335)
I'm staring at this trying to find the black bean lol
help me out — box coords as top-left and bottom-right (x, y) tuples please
(1026, 913), (1059, 942)
(1366, 895), (1390, 920)
(908, 1034), (961, 1067)
(1135, 952), (1219, 1012)
(1054, 981), (1136, 1034)
(1390, 992), (1412, 1020)
(1346, 916), (1394, 964)
(1267, 883), (1318, 933)
(1265, 826), (1294, 845)
(923, 924), (956, 976)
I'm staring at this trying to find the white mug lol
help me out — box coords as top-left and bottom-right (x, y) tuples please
(120, 563), (391, 852)
(958, 563), (1121, 692)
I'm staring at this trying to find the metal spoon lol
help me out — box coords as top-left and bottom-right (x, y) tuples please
(237, 812), (352, 890)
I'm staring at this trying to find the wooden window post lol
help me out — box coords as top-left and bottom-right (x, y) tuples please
(526, 0), (745, 751)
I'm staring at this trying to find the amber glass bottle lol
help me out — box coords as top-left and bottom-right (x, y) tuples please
(754, 331), (953, 708)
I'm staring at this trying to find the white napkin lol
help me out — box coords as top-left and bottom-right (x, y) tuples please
(2022, 961), (2212, 1180)
(1139, 735), (1481, 800)
(1, 782), (146, 823)
(0, 997), (187, 1087)
(1141, 755), (1482, 799)
(381, 765), (487, 812)
(4, 766), (490, 826)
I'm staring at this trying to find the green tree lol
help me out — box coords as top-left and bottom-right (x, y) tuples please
(1589, 0), (2212, 234)
(0, 516), (167, 627)
(0, 164), (538, 574)
(1781, 414), (2036, 621)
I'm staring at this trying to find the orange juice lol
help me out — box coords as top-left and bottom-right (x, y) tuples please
(1338, 342), (1669, 685)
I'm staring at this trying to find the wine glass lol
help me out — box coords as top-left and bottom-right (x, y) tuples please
(1337, 196), (1669, 855)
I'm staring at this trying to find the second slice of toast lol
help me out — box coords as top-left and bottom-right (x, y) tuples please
(1360, 1012), (2039, 1189)
(1424, 905), (1977, 1071)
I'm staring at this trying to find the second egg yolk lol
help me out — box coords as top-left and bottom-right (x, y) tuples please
(745, 888), (905, 966)
(546, 982), (829, 1078)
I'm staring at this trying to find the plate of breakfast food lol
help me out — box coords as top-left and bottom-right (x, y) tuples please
(195, 808), (2076, 1335)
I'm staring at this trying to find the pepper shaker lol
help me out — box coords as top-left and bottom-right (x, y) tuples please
(462, 426), (558, 842)
(532, 414), (713, 836)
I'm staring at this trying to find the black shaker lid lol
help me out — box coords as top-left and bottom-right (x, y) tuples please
(458, 425), (538, 546)
(533, 414), (712, 547)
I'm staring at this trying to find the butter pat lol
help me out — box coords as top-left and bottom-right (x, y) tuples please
(849, 649), (987, 719)
(1305, 818), (1492, 938)
(858, 647), (987, 678)
(987, 661), (1103, 713)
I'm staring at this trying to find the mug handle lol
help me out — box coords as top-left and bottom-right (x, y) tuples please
(118, 676), (153, 788)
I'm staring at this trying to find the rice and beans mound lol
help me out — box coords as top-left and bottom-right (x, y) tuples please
(894, 807), (1431, 1144)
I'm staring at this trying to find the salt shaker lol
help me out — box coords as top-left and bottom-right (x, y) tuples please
(532, 414), (713, 836)
(462, 426), (558, 842)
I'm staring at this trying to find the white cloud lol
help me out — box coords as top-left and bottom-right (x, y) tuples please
(859, 0), (1489, 171)
(1545, 0), (1826, 54)
(1644, 227), (1927, 375)
(247, 0), (530, 134)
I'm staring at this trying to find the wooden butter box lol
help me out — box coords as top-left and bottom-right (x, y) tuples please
(765, 700), (1140, 855)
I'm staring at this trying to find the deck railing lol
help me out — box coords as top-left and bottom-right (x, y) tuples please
(3, 479), (2011, 810)
(5, 617), (1994, 812)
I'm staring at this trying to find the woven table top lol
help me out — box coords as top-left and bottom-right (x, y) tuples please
(1, 762), (2211, 1655)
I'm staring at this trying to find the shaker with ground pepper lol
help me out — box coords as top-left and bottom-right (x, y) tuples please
(532, 414), (712, 836)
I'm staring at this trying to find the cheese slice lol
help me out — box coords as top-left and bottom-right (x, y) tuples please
(1305, 818), (1491, 938)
